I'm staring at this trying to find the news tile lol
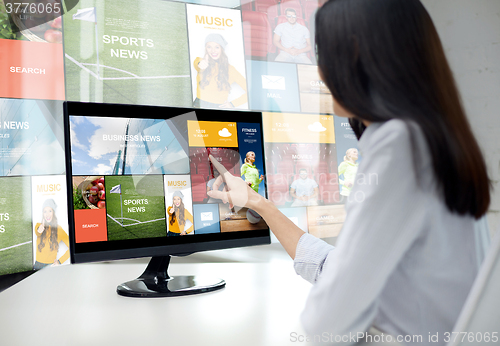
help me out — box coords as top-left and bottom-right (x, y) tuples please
(187, 121), (238, 148)
(246, 60), (300, 112)
(31, 175), (70, 266)
(0, 39), (65, 100)
(64, 0), (192, 107)
(0, 176), (33, 275)
(219, 205), (267, 233)
(237, 123), (265, 196)
(306, 205), (346, 239)
(334, 116), (360, 198)
(105, 175), (167, 241)
(187, 4), (248, 109)
(165, 175), (194, 236)
(0, 98), (65, 177)
(193, 204), (220, 235)
(263, 112), (335, 144)
(69, 116), (189, 176)
(297, 64), (334, 114)
(74, 209), (108, 243)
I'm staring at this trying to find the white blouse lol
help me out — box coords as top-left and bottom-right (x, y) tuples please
(294, 119), (490, 345)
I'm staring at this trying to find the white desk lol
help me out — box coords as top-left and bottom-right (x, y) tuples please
(0, 258), (399, 346)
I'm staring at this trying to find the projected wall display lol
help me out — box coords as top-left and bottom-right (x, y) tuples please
(2, 0), (348, 278)
(187, 4), (248, 110)
(263, 112), (345, 239)
(63, 0), (192, 107)
(0, 99), (69, 275)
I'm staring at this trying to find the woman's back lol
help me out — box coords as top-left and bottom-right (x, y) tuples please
(296, 119), (489, 344)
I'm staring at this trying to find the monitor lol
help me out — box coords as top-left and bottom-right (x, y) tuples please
(64, 101), (269, 297)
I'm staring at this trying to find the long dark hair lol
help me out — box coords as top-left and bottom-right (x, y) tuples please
(200, 46), (230, 92)
(316, 0), (490, 218)
(38, 211), (59, 252)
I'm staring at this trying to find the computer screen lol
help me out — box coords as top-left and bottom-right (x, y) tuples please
(64, 101), (269, 295)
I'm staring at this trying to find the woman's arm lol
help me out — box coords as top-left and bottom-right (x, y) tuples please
(208, 155), (305, 259)
(184, 210), (194, 234)
(57, 226), (70, 264)
(193, 57), (203, 72)
(227, 66), (248, 108)
(34, 222), (44, 236)
(240, 163), (248, 177)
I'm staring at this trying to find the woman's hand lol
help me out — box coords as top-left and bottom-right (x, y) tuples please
(168, 208), (174, 215)
(180, 231), (187, 236)
(198, 55), (209, 70)
(208, 155), (263, 211)
(260, 175), (264, 181)
(37, 222), (45, 234)
(52, 259), (60, 266)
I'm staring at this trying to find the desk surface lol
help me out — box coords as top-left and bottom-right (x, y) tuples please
(0, 257), (400, 346)
(0, 261), (312, 346)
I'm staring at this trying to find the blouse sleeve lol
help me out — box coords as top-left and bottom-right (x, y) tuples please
(185, 210), (194, 234)
(34, 223), (43, 236)
(298, 120), (430, 342)
(228, 65), (248, 107)
(57, 226), (70, 264)
(193, 57), (202, 72)
(241, 163), (248, 177)
(338, 161), (347, 175)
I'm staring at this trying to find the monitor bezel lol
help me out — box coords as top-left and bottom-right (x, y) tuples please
(64, 101), (270, 264)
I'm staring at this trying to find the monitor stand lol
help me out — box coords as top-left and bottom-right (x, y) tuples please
(116, 255), (225, 298)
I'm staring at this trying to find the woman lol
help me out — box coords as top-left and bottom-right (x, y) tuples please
(338, 148), (359, 198)
(241, 151), (264, 193)
(167, 191), (193, 236)
(34, 199), (69, 270)
(207, 0), (491, 344)
(193, 33), (248, 109)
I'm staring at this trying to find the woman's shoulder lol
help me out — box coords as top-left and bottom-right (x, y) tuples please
(361, 119), (424, 153)
(363, 119), (411, 145)
(361, 119), (431, 171)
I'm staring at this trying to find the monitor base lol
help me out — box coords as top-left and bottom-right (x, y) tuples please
(116, 256), (225, 298)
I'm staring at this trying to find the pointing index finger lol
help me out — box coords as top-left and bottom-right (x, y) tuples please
(209, 154), (230, 179)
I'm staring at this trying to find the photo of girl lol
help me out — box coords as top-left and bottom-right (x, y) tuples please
(338, 148), (359, 200)
(192, 33), (248, 109)
(241, 151), (264, 193)
(167, 191), (194, 236)
(33, 199), (69, 270)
